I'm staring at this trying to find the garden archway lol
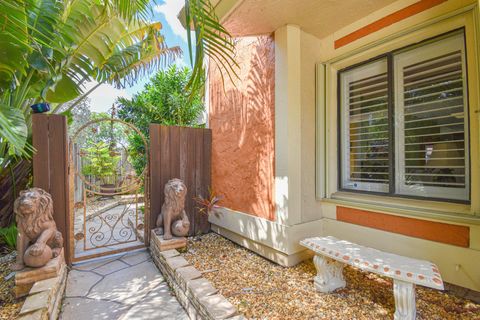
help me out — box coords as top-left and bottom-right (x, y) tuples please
(69, 118), (150, 262)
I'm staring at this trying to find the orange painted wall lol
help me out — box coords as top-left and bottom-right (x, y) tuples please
(209, 35), (275, 220)
(334, 0), (447, 48)
(337, 206), (470, 247)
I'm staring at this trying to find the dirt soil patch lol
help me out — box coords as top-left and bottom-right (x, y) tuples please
(182, 233), (480, 320)
(0, 249), (24, 320)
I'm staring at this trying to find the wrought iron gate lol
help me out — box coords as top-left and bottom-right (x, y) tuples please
(70, 118), (149, 262)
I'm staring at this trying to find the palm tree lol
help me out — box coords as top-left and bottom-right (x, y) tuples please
(183, 0), (239, 93)
(0, 0), (237, 226)
(0, 0), (181, 168)
(0, 0), (236, 172)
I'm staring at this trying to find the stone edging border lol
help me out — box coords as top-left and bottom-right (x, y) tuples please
(150, 233), (245, 320)
(17, 263), (67, 320)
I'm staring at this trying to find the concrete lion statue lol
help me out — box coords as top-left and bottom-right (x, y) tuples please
(156, 179), (190, 240)
(12, 188), (63, 270)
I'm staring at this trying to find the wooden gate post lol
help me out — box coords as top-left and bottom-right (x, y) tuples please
(149, 124), (212, 241)
(32, 114), (72, 265)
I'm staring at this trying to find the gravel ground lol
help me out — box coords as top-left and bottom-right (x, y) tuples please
(182, 233), (480, 320)
(0, 250), (24, 320)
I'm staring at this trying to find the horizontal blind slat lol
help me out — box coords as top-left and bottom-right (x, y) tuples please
(349, 87), (388, 100)
(344, 60), (390, 191)
(404, 122), (464, 132)
(404, 148), (464, 153)
(405, 139), (465, 146)
(403, 70), (461, 88)
(405, 113), (463, 124)
(403, 51), (461, 70)
(404, 98), (463, 111)
(404, 87), (463, 102)
(404, 78), (462, 95)
(405, 181), (465, 187)
(398, 38), (467, 199)
(405, 130), (464, 138)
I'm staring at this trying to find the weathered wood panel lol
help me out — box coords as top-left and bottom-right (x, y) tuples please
(148, 125), (161, 243)
(32, 114), (50, 190)
(149, 125), (212, 237)
(32, 114), (72, 265)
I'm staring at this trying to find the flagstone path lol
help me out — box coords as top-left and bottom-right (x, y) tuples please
(60, 249), (188, 320)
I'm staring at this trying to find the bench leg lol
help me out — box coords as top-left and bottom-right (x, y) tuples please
(313, 255), (346, 293)
(393, 280), (416, 320)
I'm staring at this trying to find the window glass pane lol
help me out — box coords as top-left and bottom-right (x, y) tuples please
(340, 59), (390, 192)
(394, 32), (469, 201)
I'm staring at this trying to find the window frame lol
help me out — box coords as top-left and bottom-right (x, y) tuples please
(337, 28), (471, 204)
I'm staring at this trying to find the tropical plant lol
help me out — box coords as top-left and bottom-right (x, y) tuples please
(117, 65), (205, 175)
(0, 0), (237, 225)
(183, 0), (239, 93)
(0, 223), (18, 249)
(194, 188), (223, 216)
(0, 0), (181, 176)
(0, 0), (237, 172)
(81, 141), (120, 185)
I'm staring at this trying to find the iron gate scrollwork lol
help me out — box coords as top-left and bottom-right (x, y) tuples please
(70, 118), (149, 261)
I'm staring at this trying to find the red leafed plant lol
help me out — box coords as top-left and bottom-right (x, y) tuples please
(194, 188), (223, 216)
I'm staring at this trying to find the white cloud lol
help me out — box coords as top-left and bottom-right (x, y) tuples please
(174, 57), (189, 68)
(155, 0), (187, 42)
(83, 81), (131, 113)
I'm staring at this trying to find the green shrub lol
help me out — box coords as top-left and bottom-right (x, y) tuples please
(0, 223), (17, 249)
(81, 141), (120, 185)
(117, 65), (205, 176)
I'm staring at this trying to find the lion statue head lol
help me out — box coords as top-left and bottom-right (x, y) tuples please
(164, 178), (187, 209)
(14, 187), (54, 239)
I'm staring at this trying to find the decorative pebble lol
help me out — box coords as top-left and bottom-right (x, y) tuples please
(179, 233), (480, 320)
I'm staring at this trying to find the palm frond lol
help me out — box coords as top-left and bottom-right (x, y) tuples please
(98, 42), (182, 88)
(95, 21), (181, 88)
(0, 0), (30, 91)
(110, 0), (153, 22)
(0, 105), (34, 158)
(184, 0), (239, 95)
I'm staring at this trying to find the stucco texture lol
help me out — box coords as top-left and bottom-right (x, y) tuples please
(209, 35), (275, 220)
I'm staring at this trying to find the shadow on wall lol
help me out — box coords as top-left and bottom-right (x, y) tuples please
(209, 35), (275, 221)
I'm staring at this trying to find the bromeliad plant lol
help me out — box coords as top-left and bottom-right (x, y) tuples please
(194, 188), (223, 216)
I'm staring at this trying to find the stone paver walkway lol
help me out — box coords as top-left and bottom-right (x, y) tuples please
(60, 249), (188, 320)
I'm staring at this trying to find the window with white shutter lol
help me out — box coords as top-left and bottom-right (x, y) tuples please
(340, 59), (390, 192)
(394, 33), (469, 201)
(339, 30), (469, 202)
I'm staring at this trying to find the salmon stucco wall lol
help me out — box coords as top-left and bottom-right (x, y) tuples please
(209, 35), (275, 220)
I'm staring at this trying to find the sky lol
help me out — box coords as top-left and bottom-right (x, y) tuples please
(87, 0), (192, 113)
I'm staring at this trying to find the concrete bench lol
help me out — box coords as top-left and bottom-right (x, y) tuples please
(300, 236), (444, 320)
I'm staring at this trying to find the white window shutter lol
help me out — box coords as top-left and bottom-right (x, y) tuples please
(340, 59), (390, 192)
(394, 33), (469, 201)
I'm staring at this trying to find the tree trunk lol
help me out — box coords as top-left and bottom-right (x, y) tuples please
(0, 160), (32, 227)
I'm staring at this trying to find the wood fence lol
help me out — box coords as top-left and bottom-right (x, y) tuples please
(0, 160), (30, 228)
(149, 125), (212, 238)
(32, 114), (72, 265)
